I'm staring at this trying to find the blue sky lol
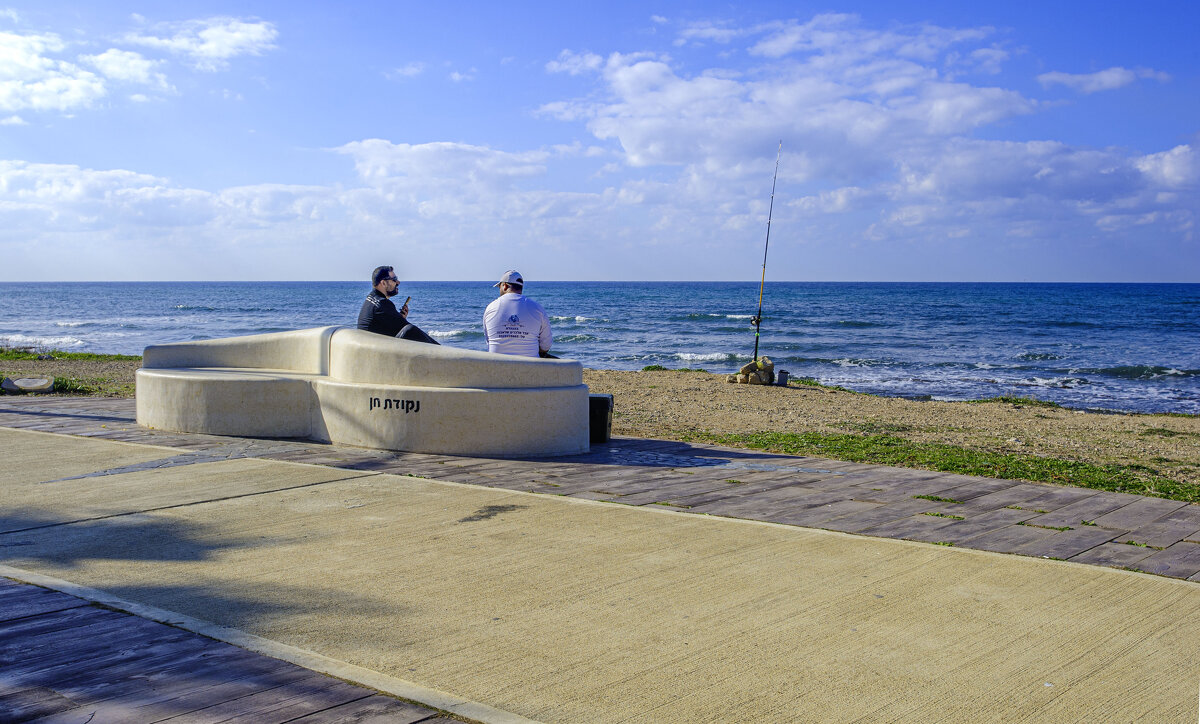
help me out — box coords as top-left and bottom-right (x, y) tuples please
(1, 1), (1197, 282)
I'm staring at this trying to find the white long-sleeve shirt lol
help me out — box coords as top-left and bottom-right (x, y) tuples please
(483, 293), (552, 357)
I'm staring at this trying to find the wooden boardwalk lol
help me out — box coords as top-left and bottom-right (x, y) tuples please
(0, 578), (451, 723)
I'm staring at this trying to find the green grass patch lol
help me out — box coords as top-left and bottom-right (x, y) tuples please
(1140, 427), (1196, 438)
(789, 377), (858, 393)
(1018, 522), (1072, 531)
(932, 541), (954, 547)
(1121, 540), (1163, 550)
(923, 512), (964, 520)
(913, 494), (963, 504)
(680, 429), (1199, 503)
(1081, 519), (1097, 526)
(1005, 505), (1049, 513)
(640, 364), (708, 373)
(851, 421), (914, 434)
(966, 395), (1063, 409)
(0, 346), (140, 362)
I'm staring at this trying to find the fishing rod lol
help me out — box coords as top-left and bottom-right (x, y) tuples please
(751, 140), (782, 362)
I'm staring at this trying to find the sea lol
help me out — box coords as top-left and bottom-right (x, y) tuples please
(1, 281), (1197, 415)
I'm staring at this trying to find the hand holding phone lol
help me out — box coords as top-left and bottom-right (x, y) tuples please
(402, 296), (411, 316)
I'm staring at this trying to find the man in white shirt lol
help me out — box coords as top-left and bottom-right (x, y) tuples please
(483, 270), (553, 357)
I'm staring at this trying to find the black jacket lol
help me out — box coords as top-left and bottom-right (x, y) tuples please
(357, 289), (407, 336)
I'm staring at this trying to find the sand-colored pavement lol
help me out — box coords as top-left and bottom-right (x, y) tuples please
(2, 426), (1199, 722)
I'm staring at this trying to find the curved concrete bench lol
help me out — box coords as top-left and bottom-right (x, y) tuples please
(136, 326), (590, 456)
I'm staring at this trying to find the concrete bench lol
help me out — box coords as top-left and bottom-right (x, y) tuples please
(135, 326), (590, 457)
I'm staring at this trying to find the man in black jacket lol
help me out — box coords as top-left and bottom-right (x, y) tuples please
(356, 266), (439, 344)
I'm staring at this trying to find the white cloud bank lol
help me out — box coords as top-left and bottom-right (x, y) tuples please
(122, 16), (278, 72)
(0, 11), (1194, 281)
(1038, 66), (1170, 94)
(0, 15), (274, 116)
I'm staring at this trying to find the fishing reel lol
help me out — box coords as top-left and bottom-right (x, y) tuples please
(750, 315), (761, 328)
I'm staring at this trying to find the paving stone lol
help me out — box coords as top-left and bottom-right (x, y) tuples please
(1132, 541), (1200, 579)
(1068, 542), (1159, 569)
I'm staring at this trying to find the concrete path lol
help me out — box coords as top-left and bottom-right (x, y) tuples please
(2, 397), (1200, 722)
(4, 397), (1200, 579)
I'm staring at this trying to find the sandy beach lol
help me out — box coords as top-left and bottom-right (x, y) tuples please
(3, 357), (1198, 491)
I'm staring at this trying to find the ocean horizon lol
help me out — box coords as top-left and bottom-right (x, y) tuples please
(2, 281), (1197, 415)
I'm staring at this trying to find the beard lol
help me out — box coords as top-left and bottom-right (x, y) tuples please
(385, 288), (399, 297)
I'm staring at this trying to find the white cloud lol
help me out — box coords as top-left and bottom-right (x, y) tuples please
(0, 114), (25, 124)
(1037, 66), (1170, 94)
(675, 20), (757, 46)
(546, 50), (603, 75)
(1135, 145), (1197, 188)
(79, 49), (171, 90)
(387, 62), (425, 79)
(122, 17), (278, 71)
(449, 69), (475, 82)
(0, 30), (107, 112)
(748, 14), (989, 61)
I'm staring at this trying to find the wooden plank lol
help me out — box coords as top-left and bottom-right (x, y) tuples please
(31, 662), (318, 724)
(771, 500), (882, 527)
(1091, 497), (1189, 530)
(0, 684), (79, 721)
(17, 637), (268, 704)
(950, 484), (1045, 513)
(286, 694), (434, 723)
(0, 607), (135, 658)
(0, 618), (198, 679)
(0, 596), (88, 623)
(1023, 492), (1141, 528)
(822, 499), (940, 534)
(1068, 542), (1158, 568)
(162, 672), (371, 724)
(0, 587), (89, 622)
(1118, 521), (1200, 549)
(1012, 526), (1123, 560)
(955, 522), (1057, 553)
(856, 512), (961, 542)
(936, 508), (1042, 545)
(1133, 541), (1200, 579)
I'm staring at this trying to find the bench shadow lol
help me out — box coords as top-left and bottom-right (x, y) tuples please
(0, 508), (415, 637)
